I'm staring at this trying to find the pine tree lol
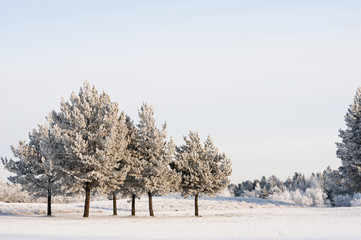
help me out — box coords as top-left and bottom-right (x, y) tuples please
(260, 186), (269, 199)
(336, 87), (361, 193)
(292, 172), (307, 191)
(1, 124), (63, 216)
(134, 103), (179, 217)
(203, 135), (232, 195)
(284, 176), (293, 191)
(117, 115), (146, 216)
(227, 183), (238, 197)
(242, 180), (254, 192)
(49, 81), (126, 217)
(323, 166), (349, 205)
(253, 182), (262, 198)
(100, 112), (129, 216)
(266, 175), (281, 194)
(174, 131), (232, 216)
(259, 176), (267, 189)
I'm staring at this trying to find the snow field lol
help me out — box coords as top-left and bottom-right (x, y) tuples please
(1, 196), (361, 240)
(0, 196), (291, 216)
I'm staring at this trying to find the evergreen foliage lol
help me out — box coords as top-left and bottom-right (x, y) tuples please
(1, 81), (234, 217)
(259, 176), (267, 189)
(292, 172), (307, 191)
(174, 131), (232, 216)
(284, 176), (293, 190)
(266, 175), (281, 193)
(101, 112), (130, 216)
(134, 103), (180, 216)
(48, 81), (127, 217)
(117, 115), (146, 216)
(336, 87), (361, 193)
(1, 124), (62, 215)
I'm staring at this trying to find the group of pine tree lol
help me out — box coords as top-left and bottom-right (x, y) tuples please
(1, 81), (232, 217)
(3, 83), (361, 213)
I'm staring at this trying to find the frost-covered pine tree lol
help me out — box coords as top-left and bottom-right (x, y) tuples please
(241, 180), (254, 192)
(284, 176), (293, 191)
(100, 112), (129, 216)
(259, 176), (267, 189)
(292, 172), (307, 191)
(203, 135), (232, 193)
(1, 124), (63, 215)
(49, 81), (127, 217)
(260, 186), (269, 199)
(135, 103), (180, 217)
(174, 131), (232, 216)
(266, 175), (281, 194)
(322, 166), (351, 205)
(117, 115), (146, 216)
(336, 87), (361, 193)
(227, 183), (238, 197)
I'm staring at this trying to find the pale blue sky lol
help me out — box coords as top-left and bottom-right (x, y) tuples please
(1, 0), (361, 183)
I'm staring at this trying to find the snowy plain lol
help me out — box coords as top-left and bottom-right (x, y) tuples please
(0, 196), (360, 240)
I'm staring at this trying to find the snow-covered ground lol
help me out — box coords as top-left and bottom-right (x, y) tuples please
(0, 196), (360, 240)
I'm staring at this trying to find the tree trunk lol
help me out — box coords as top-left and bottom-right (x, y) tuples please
(131, 194), (136, 216)
(83, 183), (91, 218)
(148, 192), (154, 217)
(113, 193), (117, 216)
(195, 194), (199, 217)
(47, 188), (52, 216)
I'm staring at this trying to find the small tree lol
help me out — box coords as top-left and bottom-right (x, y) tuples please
(292, 172), (307, 191)
(266, 175), (281, 194)
(241, 180), (254, 192)
(1, 124), (63, 215)
(227, 183), (237, 197)
(336, 87), (361, 193)
(117, 115), (146, 216)
(100, 112), (129, 216)
(174, 131), (232, 216)
(135, 103), (180, 217)
(323, 166), (351, 205)
(284, 176), (293, 191)
(259, 176), (267, 189)
(49, 81), (126, 217)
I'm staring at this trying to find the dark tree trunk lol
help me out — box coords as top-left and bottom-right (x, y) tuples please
(47, 188), (52, 216)
(148, 192), (154, 217)
(113, 193), (117, 216)
(83, 183), (91, 218)
(131, 194), (136, 216)
(195, 194), (199, 217)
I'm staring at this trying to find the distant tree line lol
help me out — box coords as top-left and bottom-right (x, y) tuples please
(229, 87), (361, 207)
(1, 81), (232, 217)
(228, 169), (356, 207)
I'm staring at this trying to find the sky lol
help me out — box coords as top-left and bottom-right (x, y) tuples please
(0, 0), (361, 184)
